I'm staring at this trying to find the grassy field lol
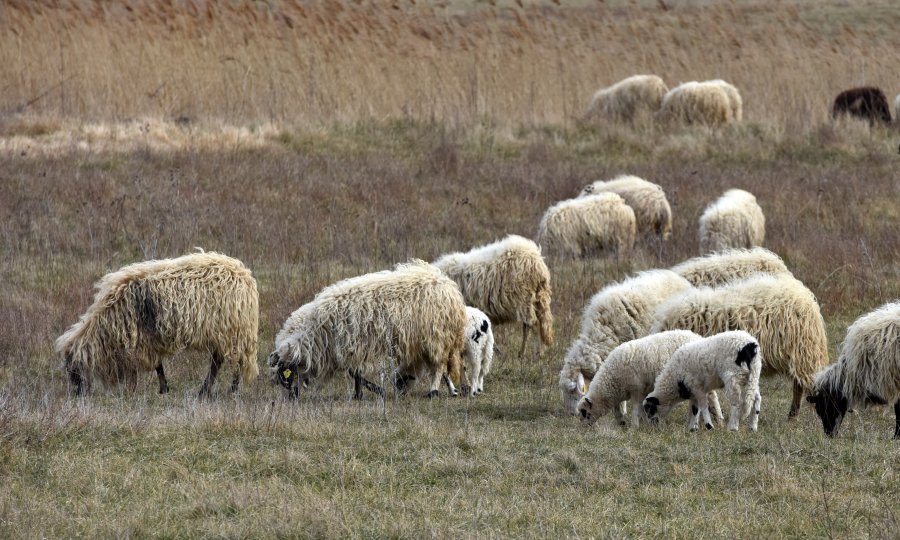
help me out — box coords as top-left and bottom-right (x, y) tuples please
(2, 0), (900, 538)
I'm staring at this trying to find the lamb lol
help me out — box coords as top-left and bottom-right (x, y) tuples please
(559, 269), (693, 414)
(579, 175), (672, 239)
(434, 235), (553, 359)
(651, 273), (828, 418)
(583, 74), (668, 124)
(698, 189), (765, 253)
(670, 247), (790, 287)
(55, 251), (259, 397)
(444, 307), (496, 397)
(807, 302), (900, 438)
(656, 81), (732, 126)
(536, 193), (636, 258)
(267, 260), (467, 400)
(577, 330), (724, 428)
(643, 331), (762, 432)
(704, 80), (743, 122)
(831, 86), (892, 126)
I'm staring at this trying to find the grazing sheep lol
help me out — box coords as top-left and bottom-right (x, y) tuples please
(537, 193), (636, 258)
(831, 86), (892, 126)
(580, 175), (672, 239)
(807, 302), (900, 438)
(671, 247), (790, 288)
(698, 189), (766, 253)
(55, 251), (259, 397)
(651, 273), (828, 418)
(559, 269), (693, 414)
(577, 330), (724, 428)
(434, 235), (553, 359)
(267, 260), (467, 400)
(456, 307), (495, 397)
(643, 331), (762, 432)
(705, 80), (743, 122)
(656, 81), (732, 126)
(583, 74), (669, 124)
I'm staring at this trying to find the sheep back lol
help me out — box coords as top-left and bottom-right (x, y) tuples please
(670, 247), (789, 287)
(580, 175), (672, 239)
(699, 189), (765, 253)
(584, 74), (668, 124)
(537, 193), (636, 257)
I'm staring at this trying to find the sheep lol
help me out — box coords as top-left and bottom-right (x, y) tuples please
(895, 93), (900, 125)
(651, 273), (828, 419)
(807, 302), (900, 438)
(55, 251), (259, 397)
(831, 86), (892, 126)
(670, 247), (790, 288)
(656, 81), (732, 126)
(267, 260), (467, 400)
(434, 235), (553, 359)
(698, 189), (766, 253)
(577, 330), (725, 428)
(559, 269), (693, 414)
(583, 74), (669, 124)
(444, 307), (496, 397)
(704, 80), (743, 122)
(579, 175), (672, 239)
(642, 331), (762, 432)
(537, 193), (636, 258)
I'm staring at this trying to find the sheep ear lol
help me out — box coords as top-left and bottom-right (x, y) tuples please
(566, 380), (577, 392)
(576, 373), (587, 396)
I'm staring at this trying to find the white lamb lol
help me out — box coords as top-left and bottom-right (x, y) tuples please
(447, 307), (495, 397)
(642, 331), (763, 432)
(577, 330), (724, 428)
(699, 189), (765, 253)
(807, 301), (900, 438)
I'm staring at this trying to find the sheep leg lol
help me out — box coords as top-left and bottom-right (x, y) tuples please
(467, 360), (481, 397)
(230, 371), (241, 394)
(442, 374), (459, 397)
(894, 402), (900, 440)
(788, 380), (804, 419)
(518, 323), (529, 359)
(156, 364), (169, 394)
(351, 370), (364, 400)
(392, 371), (415, 395)
(708, 391), (724, 426)
(696, 393), (714, 431)
(749, 390), (762, 432)
(199, 351), (223, 399)
(725, 380), (742, 431)
(687, 400), (701, 432)
(425, 369), (442, 399)
(630, 398), (643, 428)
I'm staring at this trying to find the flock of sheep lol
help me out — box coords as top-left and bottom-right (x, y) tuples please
(54, 75), (900, 440)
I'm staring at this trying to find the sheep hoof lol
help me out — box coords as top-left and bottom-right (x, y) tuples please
(425, 390), (439, 399)
(689, 426), (698, 433)
(705, 423), (714, 431)
(159, 384), (169, 395)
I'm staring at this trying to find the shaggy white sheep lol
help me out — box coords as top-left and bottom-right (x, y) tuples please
(657, 81), (732, 126)
(55, 251), (259, 397)
(537, 193), (636, 258)
(267, 260), (467, 399)
(670, 247), (789, 287)
(583, 74), (669, 124)
(704, 80), (743, 122)
(643, 331), (762, 432)
(698, 189), (765, 253)
(434, 235), (553, 359)
(808, 302), (900, 438)
(651, 273), (828, 419)
(579, 175), (672, 239)
(559, 269), (693, 414)
(577, 330), (724, 428)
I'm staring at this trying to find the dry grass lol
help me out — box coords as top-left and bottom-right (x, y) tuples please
(1, 0), (900, 537)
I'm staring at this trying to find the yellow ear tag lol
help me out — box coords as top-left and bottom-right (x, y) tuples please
(282, 369), (292, 379)
(580, 381), (587, 394)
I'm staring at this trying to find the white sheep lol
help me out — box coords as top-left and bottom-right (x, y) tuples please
(445, 307), (495, 397)
(698, 189), (765, 253)
(807, 302), (900, 438)
(577, 330), (725, 428)
(434, 235), (553, 359)
(559, 269), (692, 414)
(267, 260), (467, 399)
(583, 74), (669, 124)
(642, 331), (762, 432)
(579, 175), (672, 239)
(537, 193), (636, 258)
(704, 80), (743, 122)
(656, 81), (732, 126)
(670, 247), (789, 287)
(55, 251), (259, 397)
(651, 273), (828, 419)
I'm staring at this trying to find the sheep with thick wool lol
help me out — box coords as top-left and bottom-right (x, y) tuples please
(584, 74), (669, 124)
(657, 81), (732, 126)
(434, 235), (553, 359)
(651, 273), (828, 418)
(807, 302), (900, 438)
(55, 251), (259, 397)
(577, 330), (724, 428)
(643, 331), (762, 432)
(699, 189), (766, 253)
(705, 80), (743, 122)
(670, 247), (789, 288)
(537, 193), (636, 258)
(559, 269), (693, 414)
(267, 260), (467, 399)
(580, 175), (672, 239)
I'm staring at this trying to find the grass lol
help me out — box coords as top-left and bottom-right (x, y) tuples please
(1, 0), (900, 537)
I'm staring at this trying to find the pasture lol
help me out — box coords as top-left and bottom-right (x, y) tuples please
(1, 0), (899, 537)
